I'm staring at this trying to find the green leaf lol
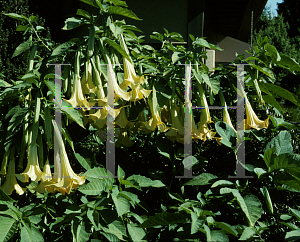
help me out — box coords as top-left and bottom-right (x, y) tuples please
(76, 9), (91, 20)
(78, 179), (107, 195)
(20, 223), (44, 242)
(104, 0), (128, 7)
(109, 21), (123, 39)
(61, 100), (85, 129)
(108, 6), (142, 20)
(264, 83), (297, 104)
(183, 173), (218, 186)
(44, 78), (54, 95)
(285, 229), (300, 241)
(0, 80), (12, 88)
(276, 53), (300, 72)
(8, 107), (28, 132)
(290, 208), (300, 221)
(102, 37), (130, 60)
(103, 220), (127, 240)
(210, 230), (229, 242)
(215, 121), (236, 148)
(231, 190), (262, 227)
(214, 222), (238, 237)
(191, 212), (205, 234)
(211, 180), (234, 188)
(74, 153), (91, 171)
(71, 217), (90, 242)
(153, 81), (172, 112)
(193, 38), (210, 48)
(61, 126), (75, 151)
(127, 223), (146, 241)
(80, 0), (99, 8)
(263, 94), (284, 114)
(181, 156), (199, 170)
(172, 52), (185, 64)
(16, 25), (28, 31)
(117, 165), (125, 182)
(12, 39), (32, 58)
(127, 174), (165, 188)
(51, 42), (74, 56)
(137, 212), (188, 228)
(62, 17), (87, 30)
(168, 192), (184, 203)
(0, 190), (15, 205)
(111, 187), (130, 217)
(239, 227), (256, 241)
(3, 13), (28, 22)
(87, 209), (100, 231)
(265, 130), (293, 156)
(156, 136), (172, 160)
(119, 191), (140, 207)
(251, 64), (275, 79)
(260, 186), (273, 215)
(203, 76), (220, 95)
(0, 217), (17, 242)
(275, 174), (300, 193)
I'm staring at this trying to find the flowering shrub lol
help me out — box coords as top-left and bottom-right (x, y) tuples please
(1, 0), (300, 241)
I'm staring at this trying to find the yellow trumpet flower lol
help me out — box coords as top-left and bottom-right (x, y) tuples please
(64, 74), (90, 109)
(81, 60), (97, 97)
(107, 60), (132, 102)
(16, 142), (43, 183)
(36, 122), (86, 195)
(166, 99), (185, 142)
(1, 148), (26, 195)
(138, 96), (168, 134)
(197, 85), (216, 141)
(244, 95), (269, 130)
(115, 106), (134, 129)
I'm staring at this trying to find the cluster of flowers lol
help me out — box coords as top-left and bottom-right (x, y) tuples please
(0, 35), (269, 196)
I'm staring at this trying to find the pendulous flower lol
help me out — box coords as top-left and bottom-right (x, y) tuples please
(1, 148), (26, 195)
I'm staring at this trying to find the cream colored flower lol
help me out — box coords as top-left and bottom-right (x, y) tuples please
(166, 100), (185, 142)
(245, 95), (269, 130)
(1, 149), (26, 195)
(138, 96), (168, 134)
(16, 143), (43, 183)
(36, 122), (86, 195)
(115, 106), (134, 129)
(64, 74), (90, 109)
(197, 86), (216, 141)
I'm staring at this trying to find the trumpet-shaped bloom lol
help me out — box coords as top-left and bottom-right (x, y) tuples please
(245, 96), (269, 130)
(138, 97), (168, 134)
(16, 142), (44, 183)
(120, 56), (146, 89)
(115, 107), (134, 129)
(36, 122), (87, 195)
(107, 59), (131, 102)
(166, 100), (185, 142)
(1, 149), (26, 195)
(64, 74), (90, 109)
(222, 103), (237, 133)
(197, 87), (216, 141)
(81, 61), (97, 96)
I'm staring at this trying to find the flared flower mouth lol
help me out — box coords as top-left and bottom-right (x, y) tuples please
(35, 122), (87, 195)
(64, 74), (91, 109)
(138, 96), (169, 134)
(1, 149), (26, 195)
(16, 143), (43, 183)
(245, 96), (269, 130)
